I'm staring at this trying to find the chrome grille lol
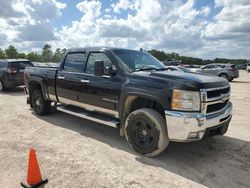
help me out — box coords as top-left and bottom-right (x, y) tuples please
(207, 87), (230, 99)
(201, 86), (230, 114)
(206, 99), (229, 113)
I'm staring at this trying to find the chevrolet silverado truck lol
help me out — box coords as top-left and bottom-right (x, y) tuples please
(24, 47), (232, 157)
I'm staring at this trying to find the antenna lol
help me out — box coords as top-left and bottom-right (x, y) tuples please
(127, 27), (130, 48)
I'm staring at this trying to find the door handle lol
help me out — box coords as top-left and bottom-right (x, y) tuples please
(80, 79), (90, 83)
(58, 76), (65, 80)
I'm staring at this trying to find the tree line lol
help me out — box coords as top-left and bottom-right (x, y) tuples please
(0, 44), (65, 63)
(148, 49), (249, 65)
(0, 45), (248, 65)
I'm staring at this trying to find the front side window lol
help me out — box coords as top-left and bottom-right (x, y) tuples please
(86, 52), (112, 74)
(63, 53), (86, 72)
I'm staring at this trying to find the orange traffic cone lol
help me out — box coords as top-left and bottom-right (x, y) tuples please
(21, 148), (48, 188)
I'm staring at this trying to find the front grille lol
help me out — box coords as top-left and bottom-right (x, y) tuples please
(206, 99), (229, 113)
(207, 87), (230, 99)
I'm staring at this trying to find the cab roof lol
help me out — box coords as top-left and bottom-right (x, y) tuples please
(67, 47), (138, 53)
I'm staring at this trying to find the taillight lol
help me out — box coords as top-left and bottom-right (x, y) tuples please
(230, 66), (237, 72)
(7, 69), (17, 74)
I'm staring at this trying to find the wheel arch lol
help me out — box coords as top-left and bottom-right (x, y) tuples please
(119, 93), (166, 136)
(28, 76), (48, 106)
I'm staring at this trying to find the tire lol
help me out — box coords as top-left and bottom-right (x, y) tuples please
(125, 108), (169, 157)
(228, 78), (234, 82)
(0, 80), (5, 91)
(31, 89), (51, 115)
(219, 73), (229, 81)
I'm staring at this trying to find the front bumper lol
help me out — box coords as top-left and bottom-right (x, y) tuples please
(165, 101), (233, 142)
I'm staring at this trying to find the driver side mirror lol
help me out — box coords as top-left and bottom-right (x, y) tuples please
(94, 60), (104, 76)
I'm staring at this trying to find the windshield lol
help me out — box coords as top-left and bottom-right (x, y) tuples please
(113, 50), (166, 73)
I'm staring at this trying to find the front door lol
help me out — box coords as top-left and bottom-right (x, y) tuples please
(79, 52), (122, 117)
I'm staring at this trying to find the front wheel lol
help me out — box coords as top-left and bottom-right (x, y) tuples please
(31, 89), (51, 115)
(125, 108), (169, 157)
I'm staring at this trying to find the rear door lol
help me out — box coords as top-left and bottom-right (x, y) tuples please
(56, 52), (87, 104)
(79, 51), (122, 117)
(202, 65), (217, 75)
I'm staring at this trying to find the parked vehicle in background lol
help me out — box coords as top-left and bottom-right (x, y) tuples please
(200, 64), (239, 81)
(165, 66), (194, 72)
(161, 60), (181, 66)
(24, 47), (232, 157)
(235, 64), (247, 70)
(0, 59), (34, 91)
(246, 63), (250, 73)
(182, 64), (201, 69)
(165, 66), (201, 73)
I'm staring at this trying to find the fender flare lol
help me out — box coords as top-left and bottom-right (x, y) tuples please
(28, 76), (48, 101)
(118, 91), (164, 136)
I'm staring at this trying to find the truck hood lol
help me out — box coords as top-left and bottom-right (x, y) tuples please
(133, 70), (229, 90)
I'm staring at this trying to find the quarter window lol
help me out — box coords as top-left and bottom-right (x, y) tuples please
(86, 52), (112, 74)
(63, 53), (86, 72)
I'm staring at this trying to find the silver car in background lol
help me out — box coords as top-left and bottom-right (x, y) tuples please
(199, 64), (239, 81)
(247, 63), (250, 73)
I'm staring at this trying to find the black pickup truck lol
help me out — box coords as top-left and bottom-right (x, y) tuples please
(24, 47), (232, 157)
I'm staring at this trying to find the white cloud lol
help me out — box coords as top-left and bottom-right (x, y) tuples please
(0, 0), (66, 51)
(200, 6), (211, 17)
(56, 0), (205, 54)
(202, 0), (250, 58)
(111, 0), (135, 13)
(0, 1), (25, 18)
(0, 0), (249, 59)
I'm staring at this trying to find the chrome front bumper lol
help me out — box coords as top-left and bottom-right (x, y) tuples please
(165, 101), (233, 142)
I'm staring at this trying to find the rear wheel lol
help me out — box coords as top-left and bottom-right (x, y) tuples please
(219, 73), (229, 81)
(0, 80), (5, 91)
(31, 89), (51, 115)
(125, 108), (169, 157)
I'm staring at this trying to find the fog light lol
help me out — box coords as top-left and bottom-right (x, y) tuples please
(188, 132), (198, 139)
(198, 130), (205, 139)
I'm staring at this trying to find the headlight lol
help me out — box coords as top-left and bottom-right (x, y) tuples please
(172, 89), (200, 111)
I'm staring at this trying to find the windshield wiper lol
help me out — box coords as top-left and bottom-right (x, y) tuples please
(155, 67), (169, 71)
(132, 67), (159, 73)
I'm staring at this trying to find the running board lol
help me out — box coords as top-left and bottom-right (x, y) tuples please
(57, 105), (119, 128)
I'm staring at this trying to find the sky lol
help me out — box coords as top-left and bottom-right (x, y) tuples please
(0, 0), (249, 59)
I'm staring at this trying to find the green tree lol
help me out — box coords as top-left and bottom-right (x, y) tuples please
(0, 48), (5, 59)
(27, 52), (41, 62)
(52, 48), (63, 62)
(41, 44), (53, 62)
(5, 45), (18, 58)
(17, 53), (27, 59)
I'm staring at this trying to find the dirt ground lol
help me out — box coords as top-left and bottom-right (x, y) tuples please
(0, 71), (249, 188)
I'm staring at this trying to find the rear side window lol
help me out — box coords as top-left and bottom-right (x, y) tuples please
(63, 53), (86, 72)
(85, 52), (112, 74)
(8, 61), (34, 69)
